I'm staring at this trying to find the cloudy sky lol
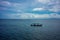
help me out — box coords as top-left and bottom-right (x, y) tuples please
(0, 0), (60, 19)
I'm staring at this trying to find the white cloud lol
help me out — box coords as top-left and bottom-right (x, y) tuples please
(0, 1), (11, 6)
(47, 0), (60, 12)
(37, 0), (59, 4)
(33, 8), (45, 11)
(0, 1), (22, 7)
(50, 13), (60, 18)
(36, 0), (60, 12)
(37, 0), (51, 4)
(0, 1), (23, 12)
(19, 13), (50, 19)
(4, 13), (60, 19)
(48, 5), (60, 12)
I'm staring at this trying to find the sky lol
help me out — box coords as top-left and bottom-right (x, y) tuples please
(0, 0), (60, 19)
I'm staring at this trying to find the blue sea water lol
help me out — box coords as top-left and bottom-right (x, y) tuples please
(0, 19), (60, 40)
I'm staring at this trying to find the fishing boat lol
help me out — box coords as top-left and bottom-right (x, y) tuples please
(31, 23), (42, 27)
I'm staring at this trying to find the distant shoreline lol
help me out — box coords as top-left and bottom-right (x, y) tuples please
(0, 19), (60, 20)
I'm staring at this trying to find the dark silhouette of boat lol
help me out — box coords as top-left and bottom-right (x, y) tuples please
(31, 23), (42, 27)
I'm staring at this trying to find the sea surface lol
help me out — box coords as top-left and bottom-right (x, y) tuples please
(0, 19), (60, 40)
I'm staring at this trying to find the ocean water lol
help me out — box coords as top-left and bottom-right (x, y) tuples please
(0, 19), (60, 40)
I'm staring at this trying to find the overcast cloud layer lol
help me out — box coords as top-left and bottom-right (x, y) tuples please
(0, 0), (60, 19)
